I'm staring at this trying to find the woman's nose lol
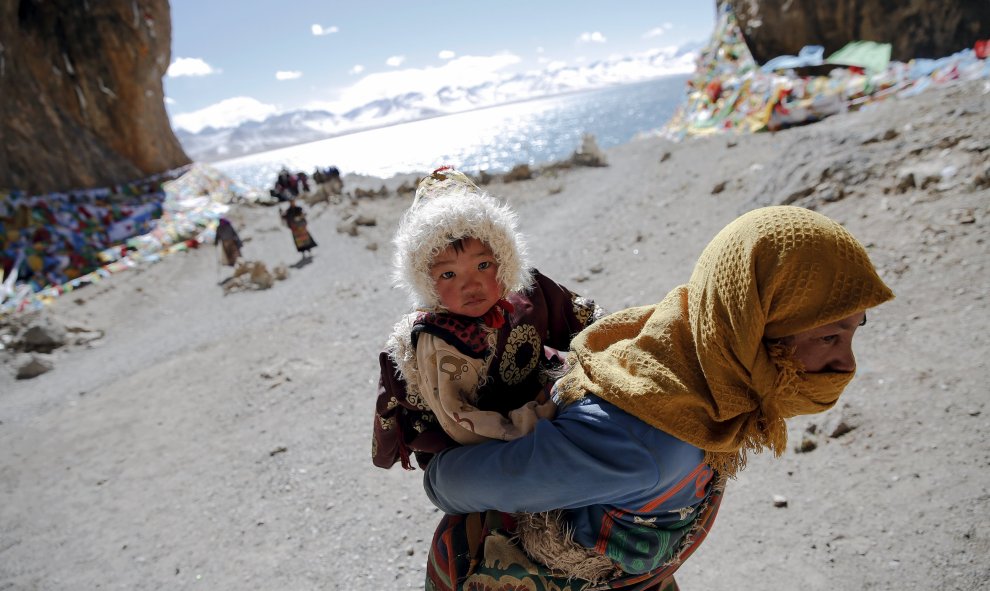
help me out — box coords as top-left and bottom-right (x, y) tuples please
(829, 345), (857, 373)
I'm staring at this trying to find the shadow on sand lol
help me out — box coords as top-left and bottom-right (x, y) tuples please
(289, 255), (314, 270)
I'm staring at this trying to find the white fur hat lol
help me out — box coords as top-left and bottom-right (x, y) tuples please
(393, 167), (532, 310)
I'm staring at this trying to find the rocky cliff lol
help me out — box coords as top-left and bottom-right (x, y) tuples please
(0, 0), (189, 195)
(723, 0), (990, 64)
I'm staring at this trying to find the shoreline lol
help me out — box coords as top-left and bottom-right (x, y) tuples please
(195, 73), (695, 168)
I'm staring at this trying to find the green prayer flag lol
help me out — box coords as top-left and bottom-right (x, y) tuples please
(825, 41), (892, 75)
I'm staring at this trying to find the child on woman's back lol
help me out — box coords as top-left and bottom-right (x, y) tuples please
(372, 167), (603, 469)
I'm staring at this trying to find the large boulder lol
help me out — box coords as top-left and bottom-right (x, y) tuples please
(0, 0), (189, 194)
(722, 0), (990, 64)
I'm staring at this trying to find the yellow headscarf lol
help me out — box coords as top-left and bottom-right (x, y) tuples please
(556, 206), (895, 476)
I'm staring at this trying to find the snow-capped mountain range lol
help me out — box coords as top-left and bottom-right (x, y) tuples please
(174, 46), (699, 162)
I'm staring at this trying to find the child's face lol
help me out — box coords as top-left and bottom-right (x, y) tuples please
(430, 237), (502, 317)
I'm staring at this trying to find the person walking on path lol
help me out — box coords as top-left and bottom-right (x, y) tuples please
(214, 217), (243, 267)
(280, 198), (317, 258)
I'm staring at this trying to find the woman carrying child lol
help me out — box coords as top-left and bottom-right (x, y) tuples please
(422, 206), (895, 590)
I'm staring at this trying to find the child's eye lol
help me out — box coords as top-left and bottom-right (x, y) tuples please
(821, 335), (838, 344)
(478, 261), (492, 270)
(439, 271), (454, 280)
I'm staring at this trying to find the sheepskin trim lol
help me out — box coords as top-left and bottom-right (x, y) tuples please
(392, 187), (532, 309)
(386, 314), (421, 400)
(514, 473), (727, 584)
(514, 510), (621, 584)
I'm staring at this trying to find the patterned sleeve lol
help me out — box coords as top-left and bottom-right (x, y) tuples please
(415, 335), (490, 445)
(372, 350), (457, 470)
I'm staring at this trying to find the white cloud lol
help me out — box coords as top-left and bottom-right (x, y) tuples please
(311, 24), (339, 36)
(171, 96), (279, 133)
(643, 23), (673, 38)
(275, 70), (302, 80)
(546, 60), (567, 71)
(438, 50), (456, 60)
(578, 32), (606, 44)
(166, 57), (218, 78)
(164, 96), (176, 105)
(386, 55), (406, 67)
(307, 53), (522, 112)
(349, 64), (365, 75)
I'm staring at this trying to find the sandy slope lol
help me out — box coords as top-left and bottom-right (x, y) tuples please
(1, 79), (988, 591)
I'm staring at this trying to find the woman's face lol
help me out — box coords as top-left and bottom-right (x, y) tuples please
(778, 311), (867, 373)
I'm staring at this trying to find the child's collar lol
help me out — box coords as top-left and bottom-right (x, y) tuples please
(480, 298), (515, 329)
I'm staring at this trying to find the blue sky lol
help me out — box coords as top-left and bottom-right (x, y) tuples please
(164, 1), (716, 133)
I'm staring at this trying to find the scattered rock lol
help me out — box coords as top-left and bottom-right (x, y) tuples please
(862, 128), (899, 144)
(571, 134), (608, 167)
(817, 182), (845, 202)
(973, 164), (990, 189)
(66, 325), (105, 347)
(827, 420), (854, 439)
(304, 184), (340, 207)
(353, 185), (388, 199)
(16, 354), (54, 380)
(22, 322), (67, 353)
(503, 164), (533, 183)
(795, 436), (818, 453)
(895, 171), (916, 193)
(781, 186), (814, 205)
(824, 404), (860, 438)
(949, 208), (976, 224)
(772, 494), (788, 508)
(898, 162), (946, 190)
(475, 170), (494, 186)
(336, 217), (359, 236)
(396, 180), (416, 195)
